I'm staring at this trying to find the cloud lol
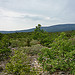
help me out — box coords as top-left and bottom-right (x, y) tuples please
(0, 8), (22, 18)
(23, 15), (51, 21)
(0, 8), (52, 31)
(0, 0), (75, 31)
(0, 7), (51, 21)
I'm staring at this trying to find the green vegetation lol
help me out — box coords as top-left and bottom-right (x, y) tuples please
(0, 24), (75, 75)
(5, 49), (35, 75)
(38, 32), (75, 74)
(0, 35), (11, 60)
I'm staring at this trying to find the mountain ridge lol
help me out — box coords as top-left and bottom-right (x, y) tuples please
(0, 24), (75, 33)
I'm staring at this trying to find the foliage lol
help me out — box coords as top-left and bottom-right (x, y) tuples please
(5, 49), (36, 75)
(17, 44), (44, 56)
(0, 33), (3, 40)
(1, 28), (75, 74)
(0, 66), (3, 72)
(34, 24), (43, 33)
(10, 39), (27, 48)
(38, 32), (75, 74)
(0, 35), (11, 60)
(30, 40), (39, 45)
(33, 24), (44, 40)
(26, 38), (31, 47)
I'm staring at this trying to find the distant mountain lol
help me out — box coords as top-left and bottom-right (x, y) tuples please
(41, 24), (75, 32)
(0, 24), (75, 33)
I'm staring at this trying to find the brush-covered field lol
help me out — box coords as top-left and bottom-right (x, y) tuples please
(0, 25), (75, 75)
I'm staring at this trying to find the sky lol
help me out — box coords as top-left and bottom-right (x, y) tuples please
(0, 0), (75, 31)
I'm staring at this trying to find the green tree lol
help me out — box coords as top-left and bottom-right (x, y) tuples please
(33, 24), (44, 40)
(34, 24), (44, 33)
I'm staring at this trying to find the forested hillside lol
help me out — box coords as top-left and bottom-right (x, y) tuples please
(0, 24), (75, 75)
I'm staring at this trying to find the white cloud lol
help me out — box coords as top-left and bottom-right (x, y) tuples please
(0, 8), (52, 31)
(0, 0), (75, 31)
(0, 7), (51, 20)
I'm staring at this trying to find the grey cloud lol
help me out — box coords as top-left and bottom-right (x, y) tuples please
(24, 15), (45, 21)
(0, 0), (75, 31)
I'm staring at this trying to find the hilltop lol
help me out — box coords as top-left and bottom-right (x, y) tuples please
(0, 24), (75, 33)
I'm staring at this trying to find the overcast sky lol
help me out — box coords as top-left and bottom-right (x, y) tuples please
(0, 0), (75, 31)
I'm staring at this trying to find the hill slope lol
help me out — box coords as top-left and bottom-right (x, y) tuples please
(41, 24), (75, 32)
(0, 24), (75, 33)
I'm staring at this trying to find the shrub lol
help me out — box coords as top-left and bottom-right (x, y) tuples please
(10, 39), (27, 48)
(0, 66), (3, 72)
(5, 49), (36, 75)
(30, 40), (39, 45)
(17, 44), (45, 56)
(38, 32), (75, 74)
(0, 35), (11, 60)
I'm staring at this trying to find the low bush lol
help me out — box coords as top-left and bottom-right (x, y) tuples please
(17, 44), (46, 56)
(5, 49), (36, 75)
